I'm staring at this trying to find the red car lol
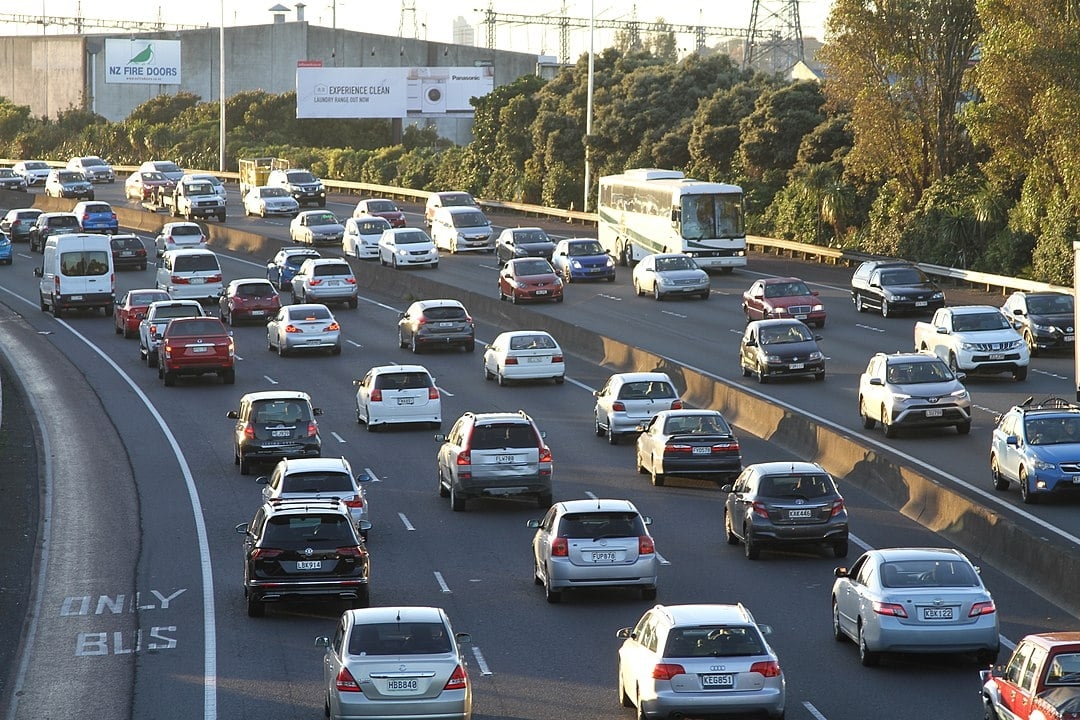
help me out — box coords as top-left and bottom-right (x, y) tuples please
(352, 197), (406, 228)
(218, 278), (281, 326)
(498, 257), (564, 304)
(114, 288), (171, 339)
(982, 632), (1080, 720)
(741, 276), (826, 328)
(159, 317), (235, 386)
(125, 170), (175, 201)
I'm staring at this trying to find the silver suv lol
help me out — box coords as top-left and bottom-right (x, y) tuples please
(435, 411), (552, 511)
(398, 299), (476, 353)
(593, 372), (682, 445)
(858, 351), (971, 437)
(290, 258), (359, 309)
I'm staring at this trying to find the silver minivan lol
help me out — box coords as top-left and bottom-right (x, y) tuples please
(430, 206), (494, 253)
(593, 372), (683, 445)
(156, 248), (224, 302)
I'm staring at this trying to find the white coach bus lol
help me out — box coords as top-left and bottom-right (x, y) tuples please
(597, 168), (746, 272)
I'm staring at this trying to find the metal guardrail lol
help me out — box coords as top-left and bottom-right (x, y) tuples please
(3, 158), (1069, 295)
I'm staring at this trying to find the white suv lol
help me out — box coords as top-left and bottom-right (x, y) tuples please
(156, 248), (224, 302)
(155, 222), (207, 257)
(858, 351), (972, 437)
(257, 456), (370, 538)
(354, 364), (441, 431)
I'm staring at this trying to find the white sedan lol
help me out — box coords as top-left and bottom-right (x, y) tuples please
(342, 216), (391, 259)
(483, 330), (565, 385)
(632, 253), (711, 301)
(289, 210), (345, 246)
(378, 228), (439, 269)
(243, 186), (299, 218)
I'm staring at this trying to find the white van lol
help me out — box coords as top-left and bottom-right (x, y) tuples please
(156, 248), (224, 302)
(34, 233), (115, 318)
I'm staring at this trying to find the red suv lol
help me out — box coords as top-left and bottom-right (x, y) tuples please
(159, 317), (235, 386)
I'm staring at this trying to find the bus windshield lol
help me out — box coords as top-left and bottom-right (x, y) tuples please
(681, 194), (744, 241)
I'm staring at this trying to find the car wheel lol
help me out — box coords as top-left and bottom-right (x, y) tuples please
(162, 371), (175, 387)
(652, 284), (662, 301)
(510, 291), (519, 304)
(854, 294), (864, 313)
(948, 352), (960, 374)
(246, 596), (265, 618)
(1013, 366), (1028, 381)
(537, 492), (553, 508)
(330, 344), (341, 356)
(114, 322), (122, 335)
(859, 398), (876, 429)
(347, 298), (358, 310)
(880, 298), (892, 318)
(554, 375), (565, 384)
(277, 340), (288, 357)
(881, 405), (897, 438)
(607, 427), (619, 445)
(595, 417), (605, 437)
(398, 331), (408, 349)
(976, 648), (1000, 667)
(832, 600), (845, 641)
(833, 540), (849, 558)
(1024, 329), (1038, 357)
(633, 279), (642, 296)
(464, 339), (475, 353)
(483, 363), (493, 381)
(437, 469), (450, 498)
(239, 452), (252, 476)
(221, 368), (235, 385)
(353, 585), (370, 609)
(1019, 467), (1037, 504)
(123, 325), (134, 339)
(756, 365), (768, 384)
(410, 334), (420, 354)
(956, 421), (971, 435)
(740, 361), (751, 378)
(619, 672), (634, 709)
(392, 256), (399, 269)
(743, 528), (760, 560)
(497, 370), (508, 386)
(724, 511), (739, 545)
(641, 586), (657, 601)
(450, 483), (466, 512)
(148, 351), (158, 369)
(858, 622), (880, 666)
(990, 454), (1010, 491)
(564, 268), (572, 284)
(365, 413), (377, 432)
(650, 463), (665, 487)
(544, 577), (562, 604)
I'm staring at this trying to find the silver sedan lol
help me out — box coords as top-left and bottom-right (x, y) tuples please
(632, 252), (711, 300)
(832, 547), (1000, 666)
(290, 210), (345, 246)
(243, 186), (300, 218)
(266, 303), (341, 356)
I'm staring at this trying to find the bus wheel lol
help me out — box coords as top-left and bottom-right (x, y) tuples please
(619, 242), (631, 267)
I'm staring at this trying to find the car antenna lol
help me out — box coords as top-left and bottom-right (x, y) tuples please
(1020, 396), (1034, 407)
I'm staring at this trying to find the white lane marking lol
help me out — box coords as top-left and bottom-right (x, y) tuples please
(598, 293), (622, 301)
(398, 512), (415, 531)
(656, 552), (671, 566)
(565, 377), (594, 392)
(660, 310), (687, 319)
(263, 375), (279, 384)
(364, 468), (380, 482)
(973, 404), (1000, 415)
(1033, 368), (1068, 380)
(804, 701), (829, 719)
(585, 491), (598, 499)
(434, 571), (451, 593)
(347, 339), (363, 348)
(437, 385), (454, 397)
(855, 323), (886, 333)
(477, 263), (499, 270)
(331, 431), (347, 443)
(471, 646), (493, 675)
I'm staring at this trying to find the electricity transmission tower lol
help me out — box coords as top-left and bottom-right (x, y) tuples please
(399, 0), (419, 40)
(743, 0), (804, 73)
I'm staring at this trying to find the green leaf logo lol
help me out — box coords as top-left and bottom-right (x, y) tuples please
(129, 44), (154, 64)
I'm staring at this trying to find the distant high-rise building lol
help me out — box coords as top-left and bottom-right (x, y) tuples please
(453, 16), (475, 46)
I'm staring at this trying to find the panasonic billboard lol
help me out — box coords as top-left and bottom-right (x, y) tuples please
(296, 66), (494, 119)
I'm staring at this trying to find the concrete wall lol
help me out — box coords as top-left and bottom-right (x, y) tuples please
(0, 22), (539, 145)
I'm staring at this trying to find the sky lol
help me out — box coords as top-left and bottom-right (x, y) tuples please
(0, 1), (833, 59)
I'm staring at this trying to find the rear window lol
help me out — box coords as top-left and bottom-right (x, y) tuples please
(235, 282), (277, 298)
(664, 626), (765, 658)
(111, 237), (143, 250)
(49, 216), (80, 228)
(423, 306), (466, 321)
(374, 372), (433, 390)
(60, 251), (109, 277)
(557, 511), (645, 538)
(509, 334), (557, 351)
(83, 203), (111, 213)
(170, 225), (203, 237)
(262, 514), (353, 545)
(251, 399), (312, 423)
(662, 414), (732, 435)
(756, 473), (837, 499)
(470, 423), (538, 450)
(880, 560), (979, 588)
(347, 622), (452, 656)
(285, 253), (320, 267)
(279, 471), (353, 494)
(173, 254), (220, 272)
(617, 381), (676, 400)
(313, 263), (351, 277)
(166, 319), (226, 336)
(287, 306), (332, 321)
(154, 305), (202, 319)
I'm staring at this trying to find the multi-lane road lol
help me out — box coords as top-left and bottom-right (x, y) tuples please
(0, 182), (1077, 720)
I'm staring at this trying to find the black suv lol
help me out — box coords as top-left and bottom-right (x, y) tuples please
(228, 391), (323, 475)
(235, 498), (369, 617)
(398, 299), (476, 353)
(850, 259), (945, 317)
(110, 234), (148, 271)
(722, 461), (849, 560)
(1001, 290), (1075, 356)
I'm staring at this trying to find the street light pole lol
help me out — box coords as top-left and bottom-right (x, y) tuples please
(583, 0), (594, 212)
(218, 0), (226, 172)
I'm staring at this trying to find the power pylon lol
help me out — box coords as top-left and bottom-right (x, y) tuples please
(743, 0), (804, 74)
(399, 0), (419, 40)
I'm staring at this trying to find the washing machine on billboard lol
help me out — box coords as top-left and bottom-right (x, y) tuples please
(421, 74), (448, 113)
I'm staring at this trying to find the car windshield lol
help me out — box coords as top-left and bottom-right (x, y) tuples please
(156, 162), (181, 174)
(440, 193), (474, 207)
(663, 414), (731, 435)
(558, 511), (645, 539)
(184, 182), (214, 195)
(1025, 295), (1074, 315)
(952, 312), (1011, 332)
(391, 231), (430, 244)
(58, 171), (84, 183)
(655, 256), (695, 271)
(82, 158), (105, 167)
(567, 241), (604, 256)
(764, 281), (810, 298)
(252, 399), (311, 423)
(260, 187), (289, 197)
(879, 559), (980, 588)
(470, 423), (537, 450)
(880, 267), (929, 285)
(279, 471), (353, 494)
(1045, 653), (1080, 685)
(262, 514), (353, 545)
(451, 210), (488, 228)
(515, 259), (553, 276)
(514, 230), (550, 244)
(0, 169), (15, 178)
(664, 626), (765, 658)
(885, 361), (953, 384)
(1025, 417), (1080, 445)
(235, 283), (276, 298)
(509, 334), (556, 351)
(757, 473), (836, 499)
(308, 213), (338, 225)
(141, 172), (166, 182)
(25, 161), (48, 170)
(759, 324), (813, 344)
(347, 622), (452, 656)
(287, 171), (318, 183)
(618, 381), (675, 400)
(356, 219), (389, 233)
(366, 200), (396, 212)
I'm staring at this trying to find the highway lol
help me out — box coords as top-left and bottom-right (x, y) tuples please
(0, 182), (1077, 720)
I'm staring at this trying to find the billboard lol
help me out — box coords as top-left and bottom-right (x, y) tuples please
(105, 38), (181, 85)
(295, 66), (495, 119)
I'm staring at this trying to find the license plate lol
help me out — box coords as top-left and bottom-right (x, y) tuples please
(923, 607), (953, 620)
(190, 346), (208, 353)
(789, 363), (804, 370)
(495, 454), (514, 464)
(535, 289), (548, 295)
(440, 322), (454, 327)
(794, 314), (807, 320)
(989, 353), (1005, 360)
(70, 295), (84, 300)
(788, 508), (813, 518)
(527, 356), (545, 363)
(190, 277), (205, 284)
(251, 310), (265, 316)
(386, 679), (419, 692)
(296, 560), (322, 570)
(591, 551), (617, 563)
(701, 674), (734, 688)
(915, 300), (928, 307)
(925, 408), (943, 417)
(326, 280), (339, 286)
(1066, 335), (1075, 342)
(398, 397), (414, 405)
(271, 430), (291, 438)
(120, 251), (135, 257)
(692, 447), (710, 455)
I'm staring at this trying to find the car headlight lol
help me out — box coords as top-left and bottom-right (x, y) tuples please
(812, 304), (825, 312)
(951, 388), (969, 399)
(765, 353), (782, 363)
(396, 247), (408, 256)
(960, 342), (977, 351)
(891, 392), (912, 402)
(605, 257), (615, 268)
(553, 277), (563, 286)
(1008, 340), (1025, 350)
(1032, 459), (1057, 471)
(1032, 323), (1053, 333)
(884, 291), (900, 301)
(808, 351), (823, 360)
(932, 292), (944, 300)
(570, 260), (583, 269)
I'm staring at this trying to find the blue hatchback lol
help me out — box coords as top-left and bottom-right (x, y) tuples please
(265, 246), (322, 290)
(551, 238), (616, 282)
(73, 201), (119, 234)
(0, 231), (12, 265)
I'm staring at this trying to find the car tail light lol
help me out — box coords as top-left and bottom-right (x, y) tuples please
(830, 499), (845, 517)
(872, 600), (908, 618)
(444, 665), (468, 691)
(670, 400), (683, 410)
(110, 212), (117, 221)
(370, 389), (382, 402)
(713, 440), (739, 452)
(665, 443), (693, 454)
(251, 548), (282, 559)
(750, 660), (782, 677)
(345, 277), (356, 285)
(552, 354), (563, 362)
(505, 357), (518, 365)
(171, 275), (190, 284)
(309, 278), (322, 286)
(456, 450), (471, 466)
(306, 422), (318, 438)
(335, 667), (361, 693)
(285, 324), (302, 333)
(54, 275), (61, 293)
(242, 423), (255, 439)
(344, 495), (364, 509)
(751, 501), (769, 519)
(465, 314), (474, 324)
(551, 537), (568, 556)
(326, 322), (340, 331)
(416, 315), (428, 326)
(638, 536), (655, 554)
(208, 274), (222, 283)
(969, 601), (996, 617)
(336, 545), (366, 558)
(539, 446), (552, 463)
(612, 401), (625, 411)
(80, 213), (90, 222)
(652, 664), (685, 680)
(428, 387), (439, 400)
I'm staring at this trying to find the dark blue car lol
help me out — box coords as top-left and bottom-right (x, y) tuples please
(73, 201), (119, 234)
(266, 246), (322, 290)
(551, 238), (616, 282)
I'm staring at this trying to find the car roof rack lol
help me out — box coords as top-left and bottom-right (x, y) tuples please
(1017, 396), (1080, 412)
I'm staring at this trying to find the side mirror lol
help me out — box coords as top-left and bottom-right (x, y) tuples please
(313, 408), (324, 416)
(719, 484), (733, 493)
(526, 519), (541, 529)
(434, 434), (447, 442)
(814, 335), (823, 342)
(642, 516), (652, 525)
(314, 636), (329, 649)
(33, 267), (42, 278)
(811, 290), (820, 296)
(234, 523), (249, 535)
(255, 476), (270, 485)
(226, 410), (240, 419)
(592, 390), (601, 397)
(353, 379), (363, 387)
(869, 377), (884, 387)
(744, 339), (757, 347)
(616, 627), (633, 640)
(455, 632), (472, 644)
(357, 519), (372, 532)
(1006, 436), (1019, 447)
(834, 566), (850, 578)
